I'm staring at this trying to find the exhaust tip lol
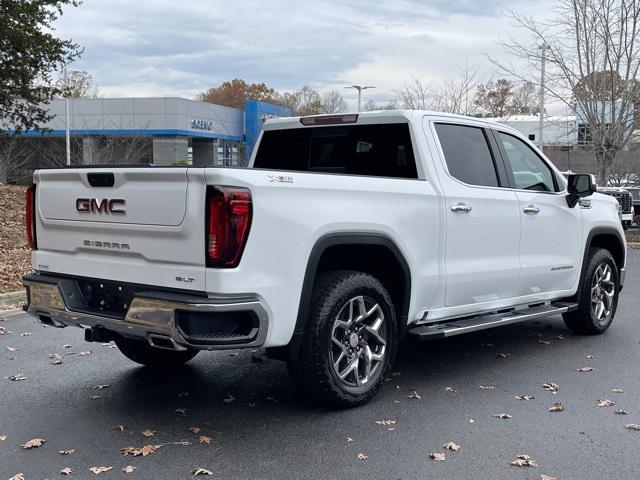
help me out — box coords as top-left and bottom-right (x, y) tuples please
(147, 334), (183, 351)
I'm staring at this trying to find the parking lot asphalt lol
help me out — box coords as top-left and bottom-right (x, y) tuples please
(1, 251), (640, 480)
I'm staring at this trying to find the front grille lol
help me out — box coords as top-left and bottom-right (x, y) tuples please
(612, 192), (633, 213)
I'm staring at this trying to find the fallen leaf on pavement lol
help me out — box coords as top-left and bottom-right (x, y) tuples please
(8, 373), (26, 381)
(442, 441), (460, 451)
(8, 475), (24, 480)
(61, 467), (73, 475)
(542, 383), (559, 394)
(346, 437), (353, 443)
(480, 386), (495, 390)
(497, 353), (510, 358)
(0, 435), (7, 441)
(515, 395), (535, 400)
(625, 424), (640, 430)
(246, 401), (257, 407)
(586, 355), (594, 359)
(78, 351), (91, 356)
(113, 424), (126, 431)
(357, 452), (368, 460)
(407, 389), (421, 399)
(63, 344), (72, 348)
(430, 452), (446, 461)
(614, 409), (628, 415)
(142, 429), (156, 437)
(375, 420), (396, 426)
(444, 386), (456, 392)
(0, 326), (10, 335)
(93, 384), (110, 390)
(548, 403), (565, 412)
(59, 449), (75, 455)
(494, 413), (512, 419)
(89, 395), (101, 400)
(575, 367), (594, 372)
(121, 444), (160, 457)
(22, 438), (45, 449)
(6, 346), (16, 351)
(20, 332), (31, 337)
(510, 454), (538, 467)
(540, 475), (558, 480)
(192, 468), (214, 475)
(538, 340), (551, 345)
(611, 388), (624, 393)
(189, 427), (201, 434)
(89, 466), (113, 474)
(175, 408), (187, 415)
(199, 435), (213, 444)
(122, 465), (136, 473)
(598, 399), (615, 407)
(223, 393), (236, 403)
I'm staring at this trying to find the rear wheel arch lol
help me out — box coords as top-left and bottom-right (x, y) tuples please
(270, 233), (411, 361)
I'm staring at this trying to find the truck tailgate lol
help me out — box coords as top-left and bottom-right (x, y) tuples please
(33, 167), (207, 291)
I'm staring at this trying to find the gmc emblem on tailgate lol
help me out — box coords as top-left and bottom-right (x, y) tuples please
(76, 198), (126, 214)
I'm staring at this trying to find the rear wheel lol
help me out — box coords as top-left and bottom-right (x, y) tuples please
(115, 336), (198, 368)
(563, 248), (619, 334)
(287, 270), (398, 408)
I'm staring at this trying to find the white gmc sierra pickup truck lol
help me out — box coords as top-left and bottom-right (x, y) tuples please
(23, 111), (626, 407)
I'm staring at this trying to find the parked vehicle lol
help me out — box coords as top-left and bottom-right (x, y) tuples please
(597, 186), (634, 229)
(22, 111), (626, 407)
(624, 186), (640, 217)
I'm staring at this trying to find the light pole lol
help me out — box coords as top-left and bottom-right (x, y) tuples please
(345, 85), (375, 112)
(64, 68), (71, 166)
(538, 44), (548, 150)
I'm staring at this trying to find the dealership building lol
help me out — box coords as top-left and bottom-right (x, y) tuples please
(2, 97), (290, 183)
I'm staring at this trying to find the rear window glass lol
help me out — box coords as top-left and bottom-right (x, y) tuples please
(253, 123), (418, 179)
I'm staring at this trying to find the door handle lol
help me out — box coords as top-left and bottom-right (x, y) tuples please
(523, 205), (540, 215)
(451, 203), (472, 213)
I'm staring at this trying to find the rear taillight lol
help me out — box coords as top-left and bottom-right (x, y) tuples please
(206, 186), (252, 268)
(25, 185), (37, 250)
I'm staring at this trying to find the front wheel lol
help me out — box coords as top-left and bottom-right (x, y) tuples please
(115, 336), (199, 368)
(563, 248), (619, 334)
(287, 270), (398, 408)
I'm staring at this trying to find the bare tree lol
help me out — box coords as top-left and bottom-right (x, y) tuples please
(321, 90), (348, 113)
(55, 70), (100, 98)
(278, 86), (324, 116)
(0, 136), (32, 184)
(474, 79), (516, 117)
(394, 76), (434, 110)
(608, 149), (640, 186)
(493, 0), (640, 183)
(432, 64), (481, 115)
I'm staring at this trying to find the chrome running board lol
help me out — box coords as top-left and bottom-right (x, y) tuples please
(408, 301), (577, 341)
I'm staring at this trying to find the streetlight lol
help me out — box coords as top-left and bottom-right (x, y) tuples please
(64, 67), (71, 166)
(538, 43), (548, 150)
(345, 85), (375, 112)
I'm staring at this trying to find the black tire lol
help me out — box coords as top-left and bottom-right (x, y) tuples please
(287, 270), (398, 408)
(563, 248), (619, 335)
(115, 336), (199, 368)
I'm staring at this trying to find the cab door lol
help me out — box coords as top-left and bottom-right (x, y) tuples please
(492, 130), (582, 296)
(430, 121), (521, 309)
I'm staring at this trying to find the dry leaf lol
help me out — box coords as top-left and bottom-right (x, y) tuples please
(61, 467), (73, 475)
(189, 427), (201, 434)
(430, 452), (446, 461)
(442, 441), (460, 451)
(586, 355), (594, 359)
(575, 367), (594, 372)
(357, 452), (368, 460)
(59, 449), (75, 455)
(548, 402), (565, 412)
(22, 438), (45, 449)
(540, 475), (558, 480)
(20, 332), (31, 337)
(0, 327), (10, 335)
(78, 351), (91, 356)
(192, 468), (214, 475)
(50, 358), (63, 365)
(444, 386), (456, 392)
(8, 475), (24, 480)
(611, 388), (624, 393)
(538, 340), (551, 345)
(175, 408), (188, 415)
(494, 413), (512, 419)
(598, 399), (615, 407)
(63, 344), (73, 348)
(407, 389), (421, 400)
(0, 435), (7, 441)
(515, 395), (535, 401)
(510, 454), (538, 467)
(542, 383), (559, 394)
(93, 384), (110, 390)
(480, 385), (495, 390)
(8, 373), (26, 381)
(7, 346), (16, 351)
(614, 409), (628, 415)
(223, 393), (236, 403)
(468, 418), (475, 424)
(114, 424), (126, 431)
(141, 429), (156, 437)
(246, 402), (257, 408)
(199, 435), (213, 444)
(122, 465), (137, 473)
(555, 335), (564, 340)
(375, 420), (396, 426)
(89, 395), (100, 400)
(346, 437), (354, 443)
(624, 423), (640, 430)
(121, 444), (160, 457)
(89, 466), (113, 474)
(497, 352), (510, 358)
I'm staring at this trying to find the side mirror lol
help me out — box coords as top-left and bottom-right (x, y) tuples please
(566, 174), (597, 208)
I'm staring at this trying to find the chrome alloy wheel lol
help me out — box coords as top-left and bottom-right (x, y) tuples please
(591, 263), (615, 322)
(329, 295), (387, 387)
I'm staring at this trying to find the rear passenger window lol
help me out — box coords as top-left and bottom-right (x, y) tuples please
(253, 123), (418, 179)
(435, 123), (499, 187)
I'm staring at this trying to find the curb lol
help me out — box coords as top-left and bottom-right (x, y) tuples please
(0, 290), (26, 307)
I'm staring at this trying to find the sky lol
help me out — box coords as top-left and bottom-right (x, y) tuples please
(54, 0), (556, 110)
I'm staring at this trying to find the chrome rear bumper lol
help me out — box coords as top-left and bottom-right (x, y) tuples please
(22, 273), (269, 351)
